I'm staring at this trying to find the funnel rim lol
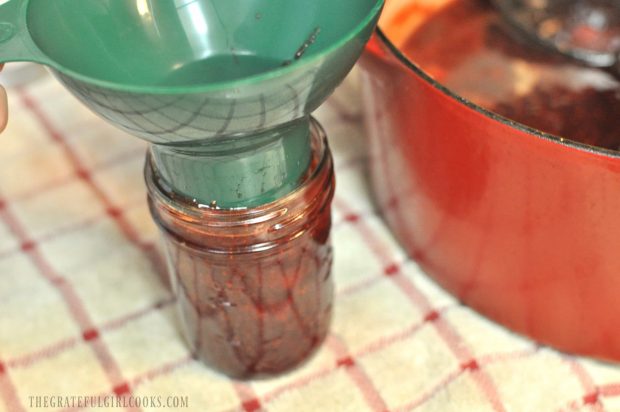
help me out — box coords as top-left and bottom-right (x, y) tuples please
(41, 0), (385, 95)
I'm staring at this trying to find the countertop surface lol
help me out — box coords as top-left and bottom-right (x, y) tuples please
(1, 66), (620, 412)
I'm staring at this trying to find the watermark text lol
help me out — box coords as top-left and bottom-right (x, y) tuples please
(29, 395), (189, 409)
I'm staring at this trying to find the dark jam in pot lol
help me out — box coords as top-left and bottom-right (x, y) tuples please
(146, 120), (335, 379)
(403, 0), (620, 150)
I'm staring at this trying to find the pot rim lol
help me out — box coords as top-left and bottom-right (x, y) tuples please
(374, 25), (620, 159)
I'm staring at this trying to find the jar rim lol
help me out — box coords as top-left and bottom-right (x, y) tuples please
(145, 117), (331, 226)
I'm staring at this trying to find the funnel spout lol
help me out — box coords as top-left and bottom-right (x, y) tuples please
(148, 117), (313, 208)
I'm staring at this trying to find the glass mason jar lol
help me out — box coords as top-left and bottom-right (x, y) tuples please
(145, 118), (335, 378)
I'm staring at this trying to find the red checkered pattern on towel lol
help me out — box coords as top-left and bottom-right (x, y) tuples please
(2, 66), (620, 412)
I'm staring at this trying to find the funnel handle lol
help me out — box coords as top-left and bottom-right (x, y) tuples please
(0, 0), (49, 64)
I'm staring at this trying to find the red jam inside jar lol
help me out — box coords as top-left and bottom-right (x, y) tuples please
(146, 119), (335, 378)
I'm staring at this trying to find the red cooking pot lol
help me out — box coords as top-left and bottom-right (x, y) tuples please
(359, 0), (620, 361)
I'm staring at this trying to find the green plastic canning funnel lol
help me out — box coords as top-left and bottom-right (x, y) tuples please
(0, 0), (384, 207)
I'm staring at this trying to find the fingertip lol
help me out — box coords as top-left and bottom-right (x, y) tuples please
(0, 86), (8, 133)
